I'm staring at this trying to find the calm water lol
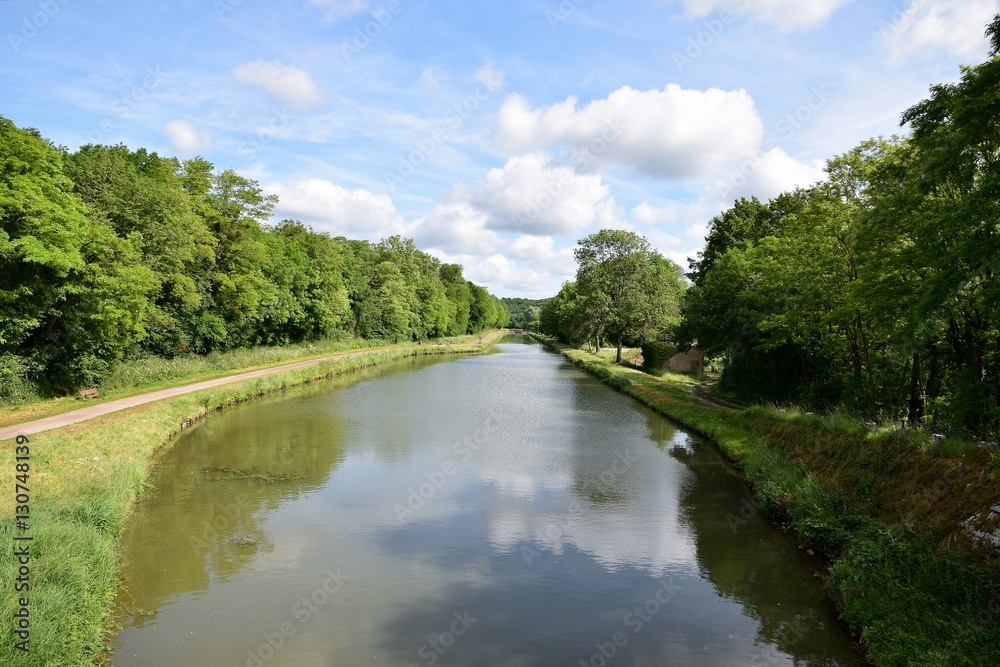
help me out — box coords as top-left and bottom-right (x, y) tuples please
(112, 338), (866, 666)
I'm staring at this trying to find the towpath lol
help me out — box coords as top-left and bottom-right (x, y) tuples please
(0, 335), (498, 441)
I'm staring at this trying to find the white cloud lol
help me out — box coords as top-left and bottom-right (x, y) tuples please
(507, 234), (556, 261)
(503, 234), (577, 276)
(495, 85), (764, 179)
(745, 148), (826, 197)
(267, 178), (406, 240)
(881, 0), (999, 67)
(409, 202), (499, 255)
(646, 228), (699, 271)
(162, 120), (211, 155)
(464, 253), (572, 298)
(711, 147), (826, 202)
(420, 67), (447, 88)
(631, 201), (686, 226)
(679, 0), (850, 31)
(475, 62), (505, 92)
(232, 60), (326, 109)
(683, 221), (710, 243)
(308, 0), (367, 23)
(419, 245), (574, 298)
(630, 202), (712, 270)
(472, 153), (623, 235)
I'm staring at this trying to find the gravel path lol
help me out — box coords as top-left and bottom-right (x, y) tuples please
(0, 340), (494, 441)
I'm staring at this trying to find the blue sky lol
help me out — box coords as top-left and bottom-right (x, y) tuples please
(2, 0), (997, 296)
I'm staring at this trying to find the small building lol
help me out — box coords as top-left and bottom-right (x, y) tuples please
(667, 348), (703, 375)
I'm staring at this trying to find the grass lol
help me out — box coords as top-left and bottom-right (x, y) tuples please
(532, 334), (1000, 666)
(0, 332), (492, 429)
(591, 346), (643, 366)
(0, 334), (500, 667)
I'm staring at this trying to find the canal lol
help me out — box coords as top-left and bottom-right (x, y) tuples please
(112, 337), (866, 666)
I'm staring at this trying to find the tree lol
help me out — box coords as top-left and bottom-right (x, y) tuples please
(687, 196), (778, 285)
(524, 306), (542, 331)
(897, 18), (1000, 429)
(260, 221), (351, 343)
(64, 145), (218, 355)
(681, 142), (918, 412)
(441, 263), (473, 336)
(1, 114), (513, 397)
(198, 168), (279, 349)
(500, 298), (549, 329)
(0, 117), (157, 392)
(1, 118), (89, 356)
(574, 229), (684, 364)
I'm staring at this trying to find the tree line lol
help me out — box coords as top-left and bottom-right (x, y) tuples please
(678, 16), (1000, 433)
(500, 298), (547, 330)
(0, 119), (508, 398)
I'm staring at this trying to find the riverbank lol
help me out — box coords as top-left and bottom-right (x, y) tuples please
(533, 334), (1000, 666)
(0, 333), (501, 667)
(0, 333), (493, 430)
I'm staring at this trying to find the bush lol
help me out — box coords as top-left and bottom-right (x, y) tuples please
(641, 341), (677, 371)
(0, 353), (41, 401)
(608, 375), (632, 391)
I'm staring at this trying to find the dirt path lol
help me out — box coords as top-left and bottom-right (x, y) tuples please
(687, 382), (743, 412)
(0, 338), (495, 441)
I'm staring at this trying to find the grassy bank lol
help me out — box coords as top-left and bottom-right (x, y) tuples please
(534, 335), (1000, 666)
(0, 336), (499, 666)
(0, 333), (492, 429)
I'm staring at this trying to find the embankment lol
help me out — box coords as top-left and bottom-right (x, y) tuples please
(534, 334), (1000, 667)
(0, 336), (500, 667)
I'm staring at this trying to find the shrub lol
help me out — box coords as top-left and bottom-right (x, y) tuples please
(641, 341), (677, 371)
(0, 352), (41, 401)
(608, 375), (632, 391)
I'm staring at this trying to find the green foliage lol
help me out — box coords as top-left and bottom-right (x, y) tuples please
(677, 17), (1000, 433)
(64, 145), (219, 356)
(0, 117), (507, 399)
(641, 341), (677, 371)
(830, 533), (1000, 666)
(540, 280), (601, 346)
(0, 118), (160, 394)
(564, 353), (632, 391)
(685, 195), (789, 284)
(575, 230), (684, 364)
(0, 352), (39, 401)
(440, 263), (473, 336)
(501, 297), (547, 330)
(546, 230), (685, 363)
(607, 374), (632, 391)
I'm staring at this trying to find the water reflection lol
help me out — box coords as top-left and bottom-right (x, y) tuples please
(673, 441), (861, 665)
(113, 341), (866, 666)
(115, 357), (452, 625)
(116, 394), (346, 626)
